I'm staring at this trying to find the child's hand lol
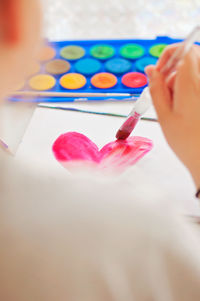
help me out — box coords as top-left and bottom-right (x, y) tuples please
(146, 45), (200, 188)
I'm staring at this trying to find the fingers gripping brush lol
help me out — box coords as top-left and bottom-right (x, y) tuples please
(116, 26), (200, 140)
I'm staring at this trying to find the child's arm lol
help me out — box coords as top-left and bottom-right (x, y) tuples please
(146, 46), (200, 189)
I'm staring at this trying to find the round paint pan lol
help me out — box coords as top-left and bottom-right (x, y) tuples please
(105, 58), (132, 75)
(45, 59), (71, 75)
(90, 44), (115, 60)
(60, 73), (87, 90)
(37, 46), (56, 62)
(29, 74), (56, 91)
(149, 44), (167, 58)
(60, 45), (85, 60)
(122, 72), (147, 88)
(75, 58), (101, 76)
(91, 72), (117, 89)
(135, 57), (157, 73)
(120, 44), (145, 60)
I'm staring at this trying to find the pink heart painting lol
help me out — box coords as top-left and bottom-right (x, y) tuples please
(52, 132), (153, 173)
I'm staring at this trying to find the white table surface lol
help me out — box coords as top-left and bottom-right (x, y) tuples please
(9, 0), (200, 215)
(14, 100), (200, 216)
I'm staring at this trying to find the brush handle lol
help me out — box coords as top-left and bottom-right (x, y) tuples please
(129, 87), (151, 117)
(161, 26), (200, 75)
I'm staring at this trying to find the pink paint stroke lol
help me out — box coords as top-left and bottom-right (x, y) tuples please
(52, 132), (153, 172)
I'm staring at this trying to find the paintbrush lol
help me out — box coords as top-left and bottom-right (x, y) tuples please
(10, 91), (133, 98)
(116, 87), (151, 139)
(9, 91), (141, 103)
(116, 26), (200, 140)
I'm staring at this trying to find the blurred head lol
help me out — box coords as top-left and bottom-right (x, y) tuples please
(0, 0), (41, 98)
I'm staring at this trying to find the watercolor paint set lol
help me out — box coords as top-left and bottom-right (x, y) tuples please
(11, 36), (182, 103)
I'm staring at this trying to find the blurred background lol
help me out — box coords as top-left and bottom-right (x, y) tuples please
(42, 0), (200, 40)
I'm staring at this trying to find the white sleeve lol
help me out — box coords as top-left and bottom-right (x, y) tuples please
(1, 153), (200, 301)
